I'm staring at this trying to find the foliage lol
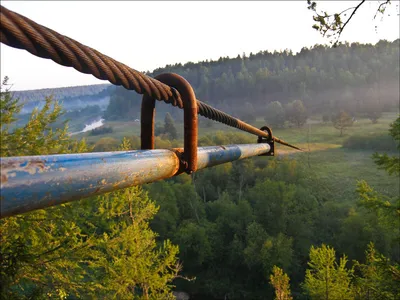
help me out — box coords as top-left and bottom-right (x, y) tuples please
(270, 266), (293, 300)
(285, 100), (308, 128)
(322, 114), (331, 123)
(333, 111), (353, 136)
(92, 137), (120, 152)
(106, 40), (400, 121)
(89, 125), (113, 136)
(372, 116), (400, 175)
(1, 77), (71, 157)
(1, 77), (95, 298)
(355, 116), (400, 247)
(0, 79), (181, 299)
(12, 84), (111, 104)
(353, 242), (400, 299)
(89, 187), (181, 300)
(303, 244), (354, 300)
(239, 101), (256, 123)
(265, 101), (286, 128)
(342, 132), (397, 152)
(104, 88), (141, 121)
(307, 0), (393, 47)
(164, 112), (178, 140)
(64, 105), (102, 120)
(357, 180), (400, 232)
(366, 111), (382, 124)
(145, 156), (321, 299)
(2, 42), (400, 300)
(351, 117), (400, 298)
(362, 99), (383, 124)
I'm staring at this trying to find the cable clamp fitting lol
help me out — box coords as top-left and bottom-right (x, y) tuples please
(257, 126), (275, 156)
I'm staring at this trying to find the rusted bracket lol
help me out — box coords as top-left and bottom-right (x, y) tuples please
(141, 73), (198, 174)
(257, 126), (275, 156)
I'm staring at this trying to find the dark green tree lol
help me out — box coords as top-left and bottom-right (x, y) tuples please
(353, 242), (400, 299)
(164, 112), (178, 140)
(372, 116), (400, 175)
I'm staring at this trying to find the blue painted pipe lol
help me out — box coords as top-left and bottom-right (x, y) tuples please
(0, 144), (270, 218)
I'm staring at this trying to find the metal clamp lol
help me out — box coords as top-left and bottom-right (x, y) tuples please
(141, 73), (198, 173)
(257, 126), (275, 156)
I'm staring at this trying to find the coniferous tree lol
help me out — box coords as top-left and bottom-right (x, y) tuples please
(0, 78), (181, 299)
(303, 244), (354, 300)
(353, 243), (400, 299)
(270, 266), (293, 300)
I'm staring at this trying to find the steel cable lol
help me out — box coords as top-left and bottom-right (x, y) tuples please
(0, 5), (302, 151)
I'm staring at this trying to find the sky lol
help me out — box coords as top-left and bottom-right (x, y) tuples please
(1, 1), (399, 91)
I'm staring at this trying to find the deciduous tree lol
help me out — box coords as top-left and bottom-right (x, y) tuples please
(333, 110), (353, 136)
(286, 100), (308, 128)
(265, 101), (286, 128)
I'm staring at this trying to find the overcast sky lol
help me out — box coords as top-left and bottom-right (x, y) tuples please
(1, 1), (399, 91)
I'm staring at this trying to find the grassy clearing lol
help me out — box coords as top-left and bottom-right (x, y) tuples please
(272, 112), (399, 202)
(71, 112), (399, 202)
(285, 147), (400, 203)
(74, 112), (398, 145)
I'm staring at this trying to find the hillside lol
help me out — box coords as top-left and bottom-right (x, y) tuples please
(13, 83), (115, 114)
(104, 40), (399, 123)
(13, 83), (112, 103)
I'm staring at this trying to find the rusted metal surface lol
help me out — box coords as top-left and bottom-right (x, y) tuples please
(0, 4), (302, 151)
(141, 73), (198, 173)
(0, 144), (270, 218)
(141, 96), (156, 150)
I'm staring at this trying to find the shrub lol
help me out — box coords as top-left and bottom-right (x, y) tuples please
(343, 133), (397, 152)
(90, 125), (113, 136)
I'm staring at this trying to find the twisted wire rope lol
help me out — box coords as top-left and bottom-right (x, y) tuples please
(0, 5), (302, 151)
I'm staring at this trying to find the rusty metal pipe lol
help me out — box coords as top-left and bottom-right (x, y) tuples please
(141, 73), (198, 173)
(0, 143), (270, 218)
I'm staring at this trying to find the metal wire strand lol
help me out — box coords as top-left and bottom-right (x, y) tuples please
(0, 5), (302, 151)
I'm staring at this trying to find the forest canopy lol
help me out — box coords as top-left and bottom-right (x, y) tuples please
(105, 40), (399, 123)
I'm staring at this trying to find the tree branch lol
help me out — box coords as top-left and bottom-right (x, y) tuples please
(335, 0), (366, 46)
(374, 0), (391, 19)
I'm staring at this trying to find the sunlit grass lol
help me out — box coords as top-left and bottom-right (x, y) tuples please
(294, 147), (399, 202)
(70, 111), (399, 203)
(72, 112), (398, 148)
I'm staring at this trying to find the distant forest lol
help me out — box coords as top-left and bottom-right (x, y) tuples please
(105, 40), (399, 122)
(13, 83), (112, 103)
(12, 84), (115, 115)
